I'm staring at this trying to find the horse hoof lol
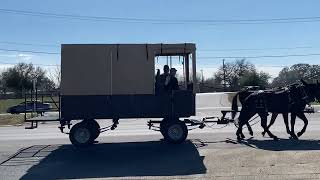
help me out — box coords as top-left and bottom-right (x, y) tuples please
(297, 132), (303, 137)
(250, 132), (253, 136)
(273, 137), (279, 141)
(241, 134), (245, 139)
(291, 134), (299, 140)
(261, 132), (265, 137)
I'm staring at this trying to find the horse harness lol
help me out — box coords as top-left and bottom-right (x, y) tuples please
(288, 83), (312, 105)
(243, 83), (312, 112)
(253, 90), (269, 112)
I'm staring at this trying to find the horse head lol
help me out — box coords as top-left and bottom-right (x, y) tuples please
(302, 80), (320, 103)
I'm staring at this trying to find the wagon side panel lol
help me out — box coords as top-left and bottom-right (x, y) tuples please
(111, 44), (154, 95)
(61, 44), (112, 96)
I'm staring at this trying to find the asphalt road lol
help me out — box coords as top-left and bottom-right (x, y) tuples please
(0, 93), (320, 180)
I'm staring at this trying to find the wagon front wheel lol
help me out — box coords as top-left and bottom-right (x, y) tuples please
(69, 122), (94, 147)
(163, 120), (188, 144)
(160, 118), (168, 137)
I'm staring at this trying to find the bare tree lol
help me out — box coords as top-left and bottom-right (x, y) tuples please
(1, 63), (55, 97)
(272, 64), (320, 87)
(214, 59), (271, 91)
(48, 66), (61, 89)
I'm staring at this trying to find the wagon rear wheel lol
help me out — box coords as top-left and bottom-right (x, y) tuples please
(163, 120), (188, 144)
(84, 119), (100, 141)
(69, 122), (94, 147)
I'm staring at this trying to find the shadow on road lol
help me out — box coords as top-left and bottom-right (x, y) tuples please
(189, 137), (320, 151)
(240, 138), (320, 151)
(18, 140), (206, 179)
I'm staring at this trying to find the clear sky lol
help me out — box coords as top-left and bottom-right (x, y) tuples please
(1, 0), (320, 78)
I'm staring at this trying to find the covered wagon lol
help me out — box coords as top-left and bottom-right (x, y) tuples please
(60, 43), (197, 146)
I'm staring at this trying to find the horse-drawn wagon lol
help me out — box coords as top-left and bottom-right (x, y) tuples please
(24, 43), (320, 147)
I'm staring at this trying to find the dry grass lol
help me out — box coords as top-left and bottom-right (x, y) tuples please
(0, 99), (25, 114)
(0, 97), (59, 113)
(0, 114), (25, 126)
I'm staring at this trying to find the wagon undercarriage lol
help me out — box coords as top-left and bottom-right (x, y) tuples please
(24, 90), (315, 147)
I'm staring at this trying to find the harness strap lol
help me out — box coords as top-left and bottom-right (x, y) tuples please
(299, 85), (312, 103)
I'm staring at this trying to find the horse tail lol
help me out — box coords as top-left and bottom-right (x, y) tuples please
(231, 92), (240, 119)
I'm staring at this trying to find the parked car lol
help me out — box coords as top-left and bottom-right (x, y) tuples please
(7, 101), (51, 114)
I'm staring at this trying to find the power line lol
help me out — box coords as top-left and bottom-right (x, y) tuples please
(198, 46), (316, 52)
(198, 53), (320, 59)
(201, 64), (291, 68)
(1, 41), (317, 52)
(0, 41), (58, 47)
(0, 48), (59, 55)
(1, 8), (320, 25)
(0, 41), (319, 52)
(0, 61), (59, 67)
(0, 47), (320, 59)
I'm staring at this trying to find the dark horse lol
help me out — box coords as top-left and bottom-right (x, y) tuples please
(232, 80), (320, 141)
(232, 86), (292, 138)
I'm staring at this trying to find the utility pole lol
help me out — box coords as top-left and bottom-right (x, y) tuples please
(200, 69), (204, 93)
(223, 59), (226, 90)
(200, 69), (204, 84)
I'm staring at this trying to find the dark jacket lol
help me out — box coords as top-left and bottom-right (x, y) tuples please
(156, 73), (170, 93)
(167, 76), (179, 91)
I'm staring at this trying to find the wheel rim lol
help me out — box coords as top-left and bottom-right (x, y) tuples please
(167, 124), (183, 141)
(74, 127), (91, 144)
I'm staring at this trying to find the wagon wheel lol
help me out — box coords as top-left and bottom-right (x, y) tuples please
(83, 119), (100, 141)
(69, 122), (94, 147)
(163, 120), (188, 144)
(160, 118), (168, 137)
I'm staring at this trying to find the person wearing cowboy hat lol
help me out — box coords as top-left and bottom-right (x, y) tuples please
(166, 68), (179, 91)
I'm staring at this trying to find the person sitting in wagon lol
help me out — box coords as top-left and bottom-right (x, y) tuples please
(156, 65), (170, 94)
(167, 68), (179, 91)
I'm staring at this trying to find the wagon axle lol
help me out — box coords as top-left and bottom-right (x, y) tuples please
(148, 110), (237, 132)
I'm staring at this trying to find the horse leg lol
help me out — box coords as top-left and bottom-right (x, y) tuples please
(262, 113), (278, 137)
(282, 113), (290, 135)
(236, 122), (245, 140)
(296, 112), (309, 137)
(259, 112), (278, 140)
(242, 111), (256, 138)
(236, 117), (247, 140)
(246, 122), (253, 136)
(236, 113), (244, 140)
(236, 110), (254, 140)
(290, 113), (298, 139)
